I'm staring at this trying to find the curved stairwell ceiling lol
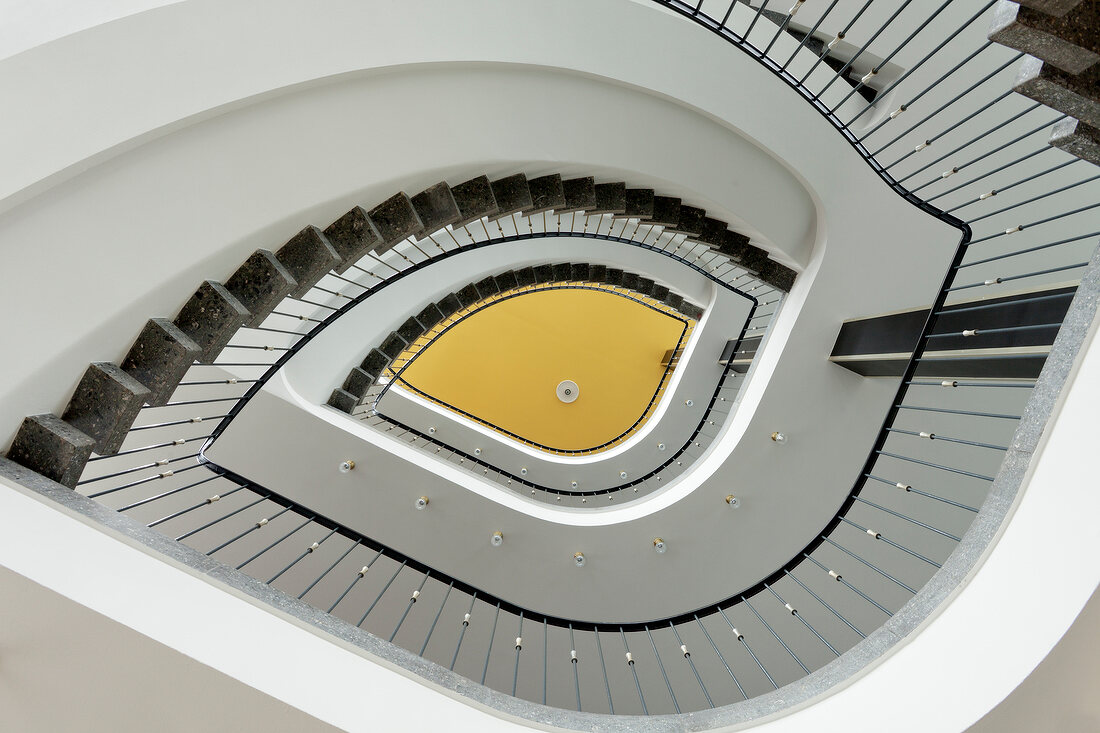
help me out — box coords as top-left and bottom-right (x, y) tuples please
(2, 0), (1099, 728)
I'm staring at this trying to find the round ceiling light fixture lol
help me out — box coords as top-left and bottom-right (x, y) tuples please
(726, 494), (741, 509)
(338, 459), (355, 473)
(573, 552), (586, 567)
(771, 431), (788, 445)
(653, 538), (667, 554)
(556, 380), (580, 403)
(415, 496), (429, 510)
(490, 531), (504, 547)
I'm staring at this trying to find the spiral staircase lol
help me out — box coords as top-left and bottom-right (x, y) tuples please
(1, 1), (1099, 731)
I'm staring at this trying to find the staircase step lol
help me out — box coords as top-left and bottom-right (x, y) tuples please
(1015, 56), (1100, 128)
(225, 249), (299, 328)
(474, 275), (500, 299)
(436, 293), (464, 317)
(416, 302), (445, 331)
(718, 232), (770, 274)
(621, 271), (640, 290)
(342, 367), (375, 400)
(533, 264), (555, 284)
(1018, 0), (1086, 16)
(523, 174), (566, 215)
(5, 414), (95, 488)
(1050, 117), (1100, 163)
(651, 284), (671, 301)
(174, 280), (250, 364)
(551, 263), (572, 281)
(570, 263), (591, 281)
(397, 316), (425, 346)
(494, 270), (519, 292)
(378, 331), (408, 360)
(990, 0), (1099, 74)
(326, 388), (358, 414)
(411, 182), (461, 237)
(679, 302), (705, 320)
(666, 205), (706, 236)
(61, 363), (150, 455)
(690, 217), (733, 248)
(665, 292), (684, 310)
(758, 260), (798, 293)
(588, 182), (627, 215)
(514, 266), (538, 288)
(276, 225), (342, 299)
(635, 276), (656, 296)
(455, 283), (481, 308)
(121, 319), (201, 406)
(589, 264), (609, 283)
(559, 177), (597, 214)
(324, 207), (381, 275)
(650, 196), (682, 228)
(605, 268), (624, 286)
(360, 348), (392, 382)
(619, 188), (655, 220)
(451, 175), (500, 227)
(489, 174), (534, 220)
(368, 192), (424, 253)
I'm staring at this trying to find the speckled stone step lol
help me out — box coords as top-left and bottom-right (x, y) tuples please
(605, 268), (624, 286)
(61, 363), (150, 455)
(679, 302), (705, 320)
(489, 174), (533, 220)
(324, 207), (381, 275)
(634, 276), (656, 296)
(558, 177), (597, 214)
(1019, 0), (1086, 16)
(551, 263), (572, 281)
(621, 271), (640, 290)
(275, 225), (342, 299)
(666, 205), (706, 236)
(718, 231), (770, 274)
(758, 261), (798, 293)
(411, 182), (462, 237)
(618, 188), (655, 220)
(5, 414), (95, 488)
(990, 0), (1098, 74)
(494, 270), (519, 292)
(533, 264), (555, 284)
(1050, 117), (1100, 163)
(451, 175), (499, 227)
(524, 174), (566, 215)
(224, 249), (298, 328)
(690, 217), (733, 249)
(474, 275), (500, 299)
(514, 266), (538, 288)
(397, 316), (425, 345)
(588, 182), (627, 215)
(1015, 56), (1100, 128)
(570, 263), (591, 281)
(326, 388), (358, 414)
(436, 293), (464, 317)
(416, 302), (445, 330)
(174, 280), (250, 363)
(650, 196), (682, 228)
(369, 192), (424, 253)
(121, 318), (201, 406)
(359, 348), (392, 384)
(455, 283), (481, 308)
(588, 264), (609, 283)
(378, 331), (408, 360)
(651, 284), (671, 301)
(341, 368), (375, 401)
(665, 292), (684, 310)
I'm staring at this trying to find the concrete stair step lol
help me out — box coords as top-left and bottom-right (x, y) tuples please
(368, 192), (424, 253)
(359, 348), (392, 383)
(174, 280), (250, 364)
(326, 388), (358, 414)
(559, 177), (597, 214)
(489, 174), (534, 220)
(224, 249), (298, 328)
(494, 270), (519, 292)
(605, 268), (624, 286)
(551, 263), (572, 282)
(570, 263), (591, 281)
(474, 275), (500, 299)
(757, 260), (798, 293)
(396, 316), (425, 345)
(411, 182), (461, 238)
(378, 331), (408, 360)
(1051, 117), (1100, 163)
(1018, 0), (1087, 16)
(990, 0), (1098, 74)
(650, 196), (682, 228)
(416, 302), (445, 331)
(451, 175), (499, 228)
(454, 283), (481, 308)
(436, 293), (464, 318)
(341, 367), (375, 401)
(60, 363), (150, 455)
(588, 182), (627, 215)
(324, 207), (381, 275)
(5, 414), (95, 488)
(679, 302), (705, 320)
(1015, 56), (1100, 128)
(524, 174), (566, 216)
(619, 188), (655, 220)
(276, 225), (342, 299)
(665, 205), (706, 236)
(121, 318), (201, 406)
(514, 266), (538, 288)
(588, 264), (609, 283)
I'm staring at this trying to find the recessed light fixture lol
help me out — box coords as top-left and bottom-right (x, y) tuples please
(726, 494), (741, 509)
(620, 471), (628, 479)
(520, 467), (528, 476)
(573, 552), (586, 567)
(415, 496), (429, 510)
(338, 459), (355, 473)
(490, 531), (504, 547)
(657, 443), (666, 451)
(771, 431), (788, 445)
(653, 538), (667, 554)
(570, 481), (578, 489)
(684, 399), (694, 407)
(428, 427), (437, 434)
(474, 448), (482, 456)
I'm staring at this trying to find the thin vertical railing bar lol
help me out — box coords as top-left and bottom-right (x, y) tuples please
(570, 624), (582, 712)
(670, 621), (715, 707)
(821, 537), (918, 594)
(299, 539), (360, 600)
(450, 593), (478, 671)
(797, 0), (876, 86)
(695, 613), (748, 699)
(883, 427), (1009, 451)
(840, 518), (943, 568)
(743, 594), (810, 674)
(267, 526), (338, 584)
(893, 404), (1020, 421)
(84, 462), (205, 498)
(119, 475), (225, 514)
(620, 628), (648, 714)
(957, 231), (1100, 268)
(594, 627), (614, 714)
(780, 0), (843, 70)
(852, 495), (962, 542)
(802, 552), (894, 616)
(813, 0), (920, 101)
(389, 572), (431, 642)
(175, 494), (270, 542)
(646, 626), (681, 714)
(512, 612), (523, 697)
(782, 569), (866, 638)
(234, 515), (314, 571)
(874, 449), (995, 481)
(965, 173), (1100, 225)
(764, 583), (840, 655)
(941, 154), (1076, 210)
(87, 435), (212, 461)
(862, 475), (973, 513)
(76, 453), (200, 485)
(481, 602), (502, 685)
(357, 559), (407, 628)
